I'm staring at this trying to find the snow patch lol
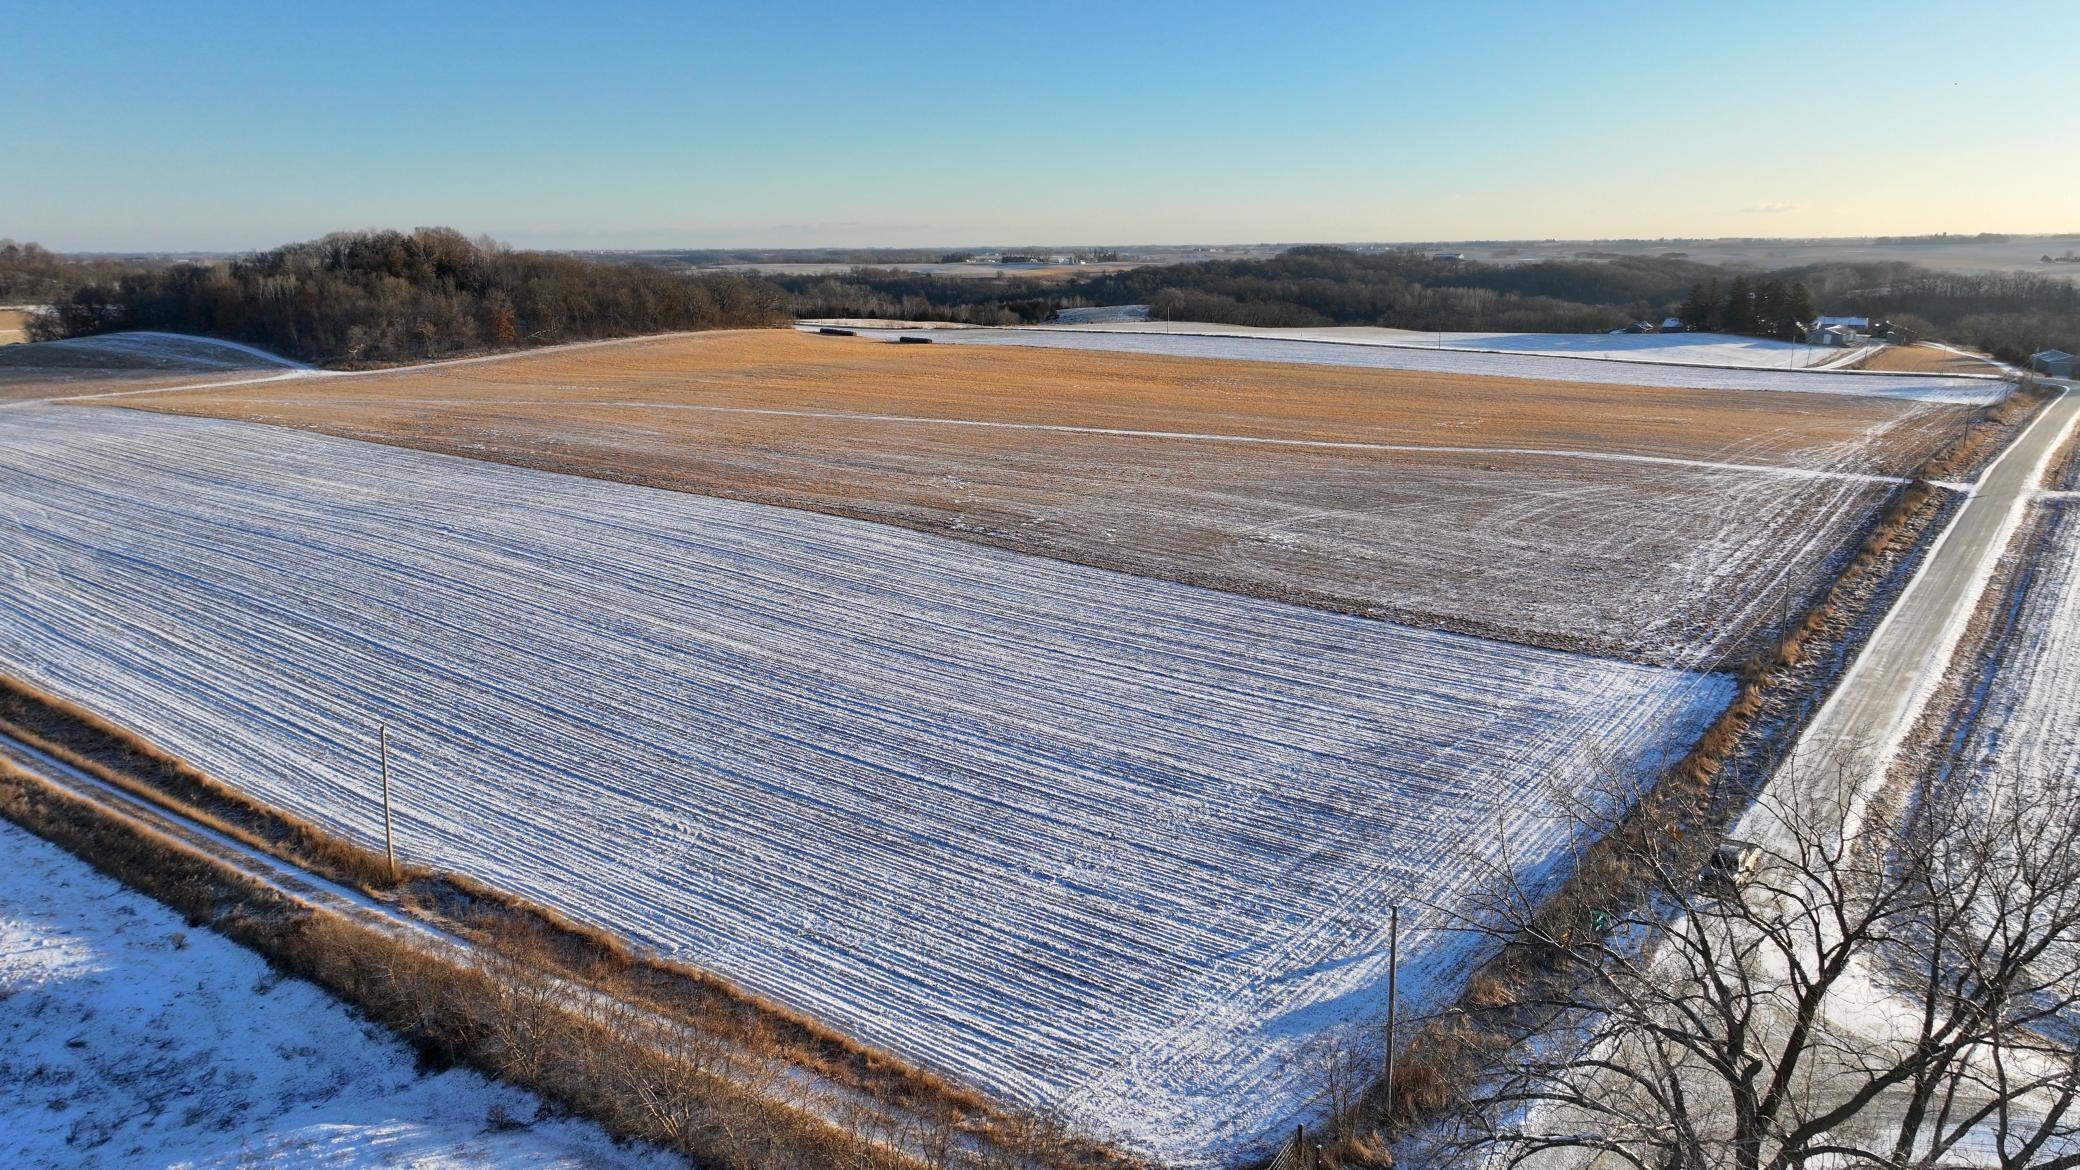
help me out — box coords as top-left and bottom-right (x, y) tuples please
(865, 327), (2006, 404)
(0, 820), (678, 1169)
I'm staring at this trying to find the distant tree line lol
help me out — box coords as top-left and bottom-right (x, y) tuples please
(612, 247), (954, 267)
(1676, 277), (1817, 340)
(612, 246), (1118, 267)
(789, 246), (2080, 362)
(25, 232), (2078, 365)
(788, 247), (1728, 333)
(0, 239), (153, 304)
(1076, 246), (1706, 331)
(30, 229), (790, 366)
(1871, 231), (2012, 245)
(1787, 262), (2080, 361)
(775, 268), (1088, 326)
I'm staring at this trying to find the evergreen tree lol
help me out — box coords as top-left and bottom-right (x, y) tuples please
(1753, 280), (1785, 339)
(1678, 282), (1716, 330)
(1723, 275), (1756, 335)
(1782, 282), (1816, 338)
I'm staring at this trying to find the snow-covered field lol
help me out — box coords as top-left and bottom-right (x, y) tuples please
(851, 327), (2003, 404)
(1048, 305), (1152, 325)
(1, 331), (310, 372)
(0, 406), (1733, 1162)
(0, 819), (677, 1170)
(1047, 320), (1873, 369)
(1943, 504), (2080, 794)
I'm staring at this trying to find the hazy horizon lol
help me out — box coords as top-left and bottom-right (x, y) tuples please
(32, 229), (2080, 259)
(6, 0), (2076, 253)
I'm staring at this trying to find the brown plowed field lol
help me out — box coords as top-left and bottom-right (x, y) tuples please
(1858, 344), (2005, 375)
(118, 329), (1967, 664)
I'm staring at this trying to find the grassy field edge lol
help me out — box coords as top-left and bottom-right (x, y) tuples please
(0, 676), (1133, 1170)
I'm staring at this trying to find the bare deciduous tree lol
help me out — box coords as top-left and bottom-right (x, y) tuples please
(1439, 757), (2080, 1170)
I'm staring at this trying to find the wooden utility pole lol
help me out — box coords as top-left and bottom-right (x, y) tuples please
(1384, 904), (1400, 1121)
(378, 724), (397, 882)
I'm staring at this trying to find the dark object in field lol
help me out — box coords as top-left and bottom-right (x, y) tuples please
(897, 335), (934, 344)
(816, 327), (856, 336)
(1703, 838), (1764, 895)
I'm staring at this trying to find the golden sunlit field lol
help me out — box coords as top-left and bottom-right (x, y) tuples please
(108, 328), (1963, 663)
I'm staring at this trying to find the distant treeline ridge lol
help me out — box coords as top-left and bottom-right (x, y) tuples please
(21, 228), (790, 366)
(776, 246), (2080, 362)
(12, 233), (2079, 366)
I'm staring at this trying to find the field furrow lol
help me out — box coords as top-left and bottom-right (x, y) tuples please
(0, 406), (1731, 1161)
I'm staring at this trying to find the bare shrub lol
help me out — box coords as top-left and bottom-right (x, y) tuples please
(1445, 760), (2080, 1169)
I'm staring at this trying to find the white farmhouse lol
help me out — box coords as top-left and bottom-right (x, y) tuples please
(1806, 315), (1870, 346)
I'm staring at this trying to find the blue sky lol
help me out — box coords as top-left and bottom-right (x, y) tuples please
(5, 0), (2075, 251)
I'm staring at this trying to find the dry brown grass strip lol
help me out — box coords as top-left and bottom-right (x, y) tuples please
(1856, 344), (2003, 376)
(0, 673), (1123, 1170)
(0, 680), (406, 889)
(0, 765), (946, 1170)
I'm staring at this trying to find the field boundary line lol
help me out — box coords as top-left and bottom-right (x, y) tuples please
(37, 368), (312, 404)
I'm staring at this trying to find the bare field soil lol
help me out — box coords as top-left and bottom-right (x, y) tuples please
(0, 308), (26, 345)
(123, 329), (1965, 663)
(133, 329), (1952, 463)
(1857, 343), (2004, 375)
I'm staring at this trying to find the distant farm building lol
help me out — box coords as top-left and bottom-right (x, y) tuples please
(1806, 316), (1870, 346)
(1660, 317), (1686, 332)
(2031, 349), (2075, 378)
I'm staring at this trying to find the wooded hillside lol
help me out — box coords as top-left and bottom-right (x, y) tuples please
(27, 229), (789, 366)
